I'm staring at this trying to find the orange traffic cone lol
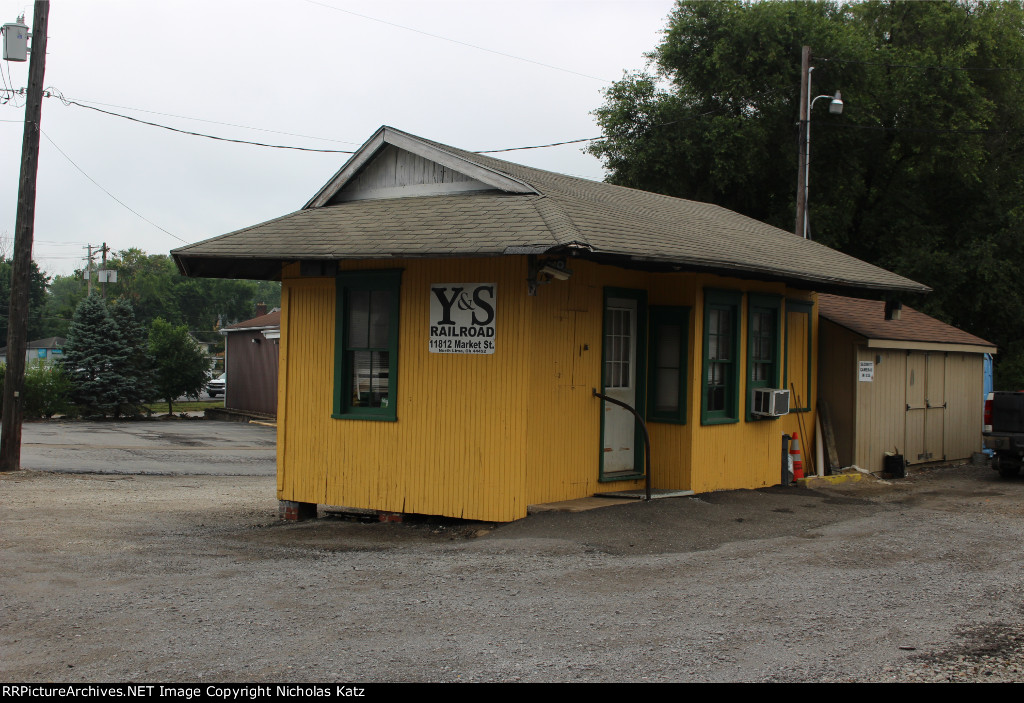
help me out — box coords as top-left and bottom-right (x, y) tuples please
(790, 432), (804, 481)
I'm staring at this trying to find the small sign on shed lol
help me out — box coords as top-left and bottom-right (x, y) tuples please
(859, 360), (874, 382)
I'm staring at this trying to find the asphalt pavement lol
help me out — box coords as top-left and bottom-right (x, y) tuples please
(18, 419), (277, 475)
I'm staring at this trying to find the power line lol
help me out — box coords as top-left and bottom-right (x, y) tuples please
(62, 99), (358, 154)
(301, 0), (612, 84)
(41, 90), (602, 156)
(39, 130), (187, 244)
(820, 56), (1024, 72)
(477, 136), (599, 154)
(66, 95), (362, 146)
(821, 122), (1016, 135)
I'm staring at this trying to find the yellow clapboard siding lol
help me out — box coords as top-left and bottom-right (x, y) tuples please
(277, 258), (820, 521)
(279, 258), (530, 522)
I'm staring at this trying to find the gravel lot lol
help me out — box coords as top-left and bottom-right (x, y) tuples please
(2, 461), (1023, 682)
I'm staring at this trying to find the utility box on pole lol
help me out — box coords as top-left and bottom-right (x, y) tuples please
(1, 17), (28, 61)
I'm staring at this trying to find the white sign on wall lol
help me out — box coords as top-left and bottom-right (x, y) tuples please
(429, 283), (496, 354)
(859, 360), (874, 382)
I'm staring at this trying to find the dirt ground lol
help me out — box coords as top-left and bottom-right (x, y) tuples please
(2, 462), (1024, 682)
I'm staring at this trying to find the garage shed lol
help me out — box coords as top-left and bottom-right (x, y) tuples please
(817, 294), (995, 472)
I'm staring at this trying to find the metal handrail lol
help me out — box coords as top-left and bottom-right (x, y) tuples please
(592, 388), (652, 501)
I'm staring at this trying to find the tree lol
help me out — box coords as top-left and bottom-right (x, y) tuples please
(109, 298), (155, 407)
(111, 249), (281, 329)
(589, 0), (1024, 387)
(22, 361), (72, 419)
(0, 257), (51, 344)
(148, 318), (208, 415)
(60, 295), (135, 416)
(30, 249), (282, 343)
(36, 271), (87, 339)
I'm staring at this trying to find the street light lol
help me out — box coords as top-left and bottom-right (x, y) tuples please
(795, 46), (843, 241)
(802, 81), (843, 239)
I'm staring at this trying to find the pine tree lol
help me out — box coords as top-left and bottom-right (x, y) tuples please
(109, 298), (155, 413)
(61, 295), (139, 417)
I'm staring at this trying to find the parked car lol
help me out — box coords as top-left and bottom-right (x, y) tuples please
(207, 373), (226, 398)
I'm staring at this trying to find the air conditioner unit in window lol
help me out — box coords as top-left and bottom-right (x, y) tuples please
(752, 388), (790, 418)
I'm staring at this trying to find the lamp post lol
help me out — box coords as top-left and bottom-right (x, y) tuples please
(795, 46), (843, 240)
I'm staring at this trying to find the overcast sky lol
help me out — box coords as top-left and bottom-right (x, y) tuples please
(0, 0), (676, 276)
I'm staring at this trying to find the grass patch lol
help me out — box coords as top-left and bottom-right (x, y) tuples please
(143, 400), (224, 414)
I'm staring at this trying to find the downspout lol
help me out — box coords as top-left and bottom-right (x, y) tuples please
(592, 388), (652, 501)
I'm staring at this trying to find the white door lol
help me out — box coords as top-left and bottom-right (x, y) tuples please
(603, 297), (638, 475)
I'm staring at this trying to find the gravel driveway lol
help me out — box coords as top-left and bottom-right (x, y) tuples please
(2, 461), (1023, 682)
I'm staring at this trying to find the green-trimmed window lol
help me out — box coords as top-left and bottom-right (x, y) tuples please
(746, 294), (782, 421)
(784, 300), (813, 412)
(333, 270), (402, 421)
(701, 289), (741, 424)
(648, 306), (689, 424)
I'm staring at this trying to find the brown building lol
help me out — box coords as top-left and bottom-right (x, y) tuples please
(222, 310), (280, 417)
(818, 294), (995, 472)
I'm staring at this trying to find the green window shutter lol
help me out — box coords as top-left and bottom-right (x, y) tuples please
(701, 289), (742, 425)
(333, 270), (403, 422)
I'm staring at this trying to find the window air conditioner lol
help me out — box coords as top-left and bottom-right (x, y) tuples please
(752, 388), (790, 418)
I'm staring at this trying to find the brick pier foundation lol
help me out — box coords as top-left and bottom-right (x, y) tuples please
(278, 500), (317, 521)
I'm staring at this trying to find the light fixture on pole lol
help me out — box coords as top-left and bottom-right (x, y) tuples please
(795, 46), (843, 240)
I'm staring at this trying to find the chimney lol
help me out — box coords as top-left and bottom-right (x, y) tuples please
(255, 302), (267, 317)
(884, 299), (902, 321)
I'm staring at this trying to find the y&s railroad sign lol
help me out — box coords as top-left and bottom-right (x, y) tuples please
(429, 283), (496, 354)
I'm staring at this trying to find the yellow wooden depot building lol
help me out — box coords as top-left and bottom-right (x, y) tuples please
(173, 127), (928, 522)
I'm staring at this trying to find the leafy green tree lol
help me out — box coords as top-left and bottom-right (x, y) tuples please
(0, 257), (52, 344)
(31, 249), (282, 341)
(589, 0), (1024, 387)
(148, 318), (209, 415)
(109, 248), (280, 329)
(36, 271), (87, 339)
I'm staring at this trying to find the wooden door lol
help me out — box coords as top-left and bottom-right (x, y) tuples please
(602, 296), (639, 476)
(905, 352), (927, 463)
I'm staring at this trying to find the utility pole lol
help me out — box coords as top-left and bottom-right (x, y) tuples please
(84, 243), (94, 296)
(100, 241), (109, 298)
(0, 1), (48, 472)
(795, 45), (810, 239)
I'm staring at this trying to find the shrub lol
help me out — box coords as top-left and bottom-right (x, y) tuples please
(22, 361), (72, 419)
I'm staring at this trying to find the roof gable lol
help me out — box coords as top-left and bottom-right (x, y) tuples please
(305, 126), (537, 208)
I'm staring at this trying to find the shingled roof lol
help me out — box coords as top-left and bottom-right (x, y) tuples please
(172, 126), (929, 295)
(818, 293), (994, 350)
(223, 310), (280, 331)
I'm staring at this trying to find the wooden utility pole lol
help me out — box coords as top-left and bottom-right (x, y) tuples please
(794, 45), (810, 239)
(84, 243), (94, 296)
(1, 1), (49, 472)
(100, 241), (108, 298)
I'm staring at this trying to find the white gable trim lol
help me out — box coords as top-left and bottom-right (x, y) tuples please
(304, 126), (537, 209)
